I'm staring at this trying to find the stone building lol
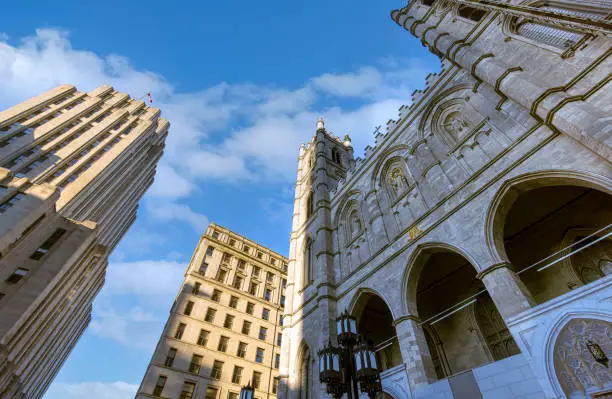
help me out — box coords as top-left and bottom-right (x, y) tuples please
(136, 223), (288, 399)
(278, 1), (612, 398)
(0, 85), (168, 398)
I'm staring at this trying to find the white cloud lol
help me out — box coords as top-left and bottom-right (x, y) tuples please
(148, 163), (195, 200)
(146, 201), (209, 233)
(311, 66), (383, 97)
(89, 306), (159, 351)
(45, 381), (137, 399)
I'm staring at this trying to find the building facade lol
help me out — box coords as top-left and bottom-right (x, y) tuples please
(0, 85), (169, 398)
(279, 1), (612, 399)
(137, 223), (288, 399)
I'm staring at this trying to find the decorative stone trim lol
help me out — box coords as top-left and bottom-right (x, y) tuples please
(476, 261), (513, 280)
(494, 66), (523, 110)
(393, 315), (421, 326)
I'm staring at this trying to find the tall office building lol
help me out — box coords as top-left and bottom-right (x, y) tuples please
(0, 85), (169, 398)
(136, 223), (288, 399)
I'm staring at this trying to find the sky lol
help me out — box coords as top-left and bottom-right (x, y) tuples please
(0, 1), (440, 398)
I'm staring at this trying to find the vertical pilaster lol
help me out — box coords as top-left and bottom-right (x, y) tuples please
(477, 262), (535, 319)
(394, 316), (438, 388)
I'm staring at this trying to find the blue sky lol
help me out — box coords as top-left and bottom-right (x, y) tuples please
(0, 1), (439, 397)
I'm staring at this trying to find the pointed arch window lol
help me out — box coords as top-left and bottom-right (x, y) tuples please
(331, 148), (341, 165)
(458, 6), (488, 22)
(303, 237), (314, 286)
(306, 193), (314, 220)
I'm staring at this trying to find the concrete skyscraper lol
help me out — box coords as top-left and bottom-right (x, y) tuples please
(0, 84), (169, 398)
(136, 223), (288, 399)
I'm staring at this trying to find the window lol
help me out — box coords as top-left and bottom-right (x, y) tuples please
(282, 278), (287, 289)
(199, 262), (208, 276)
(29, 228), (67, 260)
(255, 348), (264, 363)
(264, 288), (272, 302)
(252, 371), (262, 389)
(274, 353), (281, 369)
(237, 342), (248, 358)
(242, 321), (252, 335)
(216, 269), (227, 283)
(211, 360), (224, 380)
(283, 263), (288, 272)
(179, 381), (196, 399)
(192, 282), (201, 295)
(252, 266), (260, 278)
(152, 375), (167, 396)
(229, 296), (238, 308)
(205, 387), (218, 399)
(256, 251), (263, 259)
(229, 238), (236, 246)
(222, 252), (232, 263)
(243, 245), (250, 253)
(232, 366), (243, 384)
(217, 336), (229, 352)
(197, 329), (209, 346)
(458, 5), (487, 22)
(306, 193), (314, 219)
(189, 354), (203, 374)
(224, 314), (234, 329)
(164, 348), (177, 367)
(246, 302), (255, 315)
(228, 393), (239, 399)
(279, 315), (284, 326)
(266, 272), (274, 283)
(212, 289), (222, 302)
(184, 301), (194, 316)
(422, 0), (435, 6)
(331, 147), (341, 165)
(232, 276), (243, 290)
(212, 231), (220, 239)
(205, 308), (217, 323)
(270, 258), (277, 266)
(259, 327), (268, 341)
(249, 281), (259, 296)
(206, 246), (214, 256)
(6, 268), (28, 284)
(174, 323), (186, 340)
(262, 308), (270, 320)
(280, 295), (286, 308)
(277, 333), (282, 346)
(272, 377), (280, 394)
(237, 259), (246, 270)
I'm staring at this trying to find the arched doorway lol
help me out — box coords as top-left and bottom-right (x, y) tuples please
(499, 183), (612, 304)
(553, 318), (612, 398)
(352, 292), (403, 371)
(410, 247), (519, 379)
(296, 343), (313, 399)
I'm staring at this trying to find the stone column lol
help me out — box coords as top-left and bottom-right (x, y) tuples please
(477, 262), (536, 319)
(394, 316), (437, 388)
(392, 11), (612, 161)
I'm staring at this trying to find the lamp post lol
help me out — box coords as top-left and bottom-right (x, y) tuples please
(319, 310), (382, 399)
(239, 382), (254, 399)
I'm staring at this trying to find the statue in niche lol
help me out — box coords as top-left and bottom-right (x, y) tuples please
(349, 211), (362, 239)
(600, 259), (612, 276)
(443, 112), (471, 140)
(389, 167), (408, 197)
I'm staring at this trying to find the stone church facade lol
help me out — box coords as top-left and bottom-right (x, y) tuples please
(278, 1), (612, 398)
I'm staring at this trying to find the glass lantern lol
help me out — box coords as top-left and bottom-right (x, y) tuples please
(318, 340), (344, 397)
(355, 340), (382, 398)
(336, 309), (358, 347)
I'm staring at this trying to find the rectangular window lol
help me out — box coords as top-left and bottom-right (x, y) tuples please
(246, 302), (255, 315)
(212, 231), (220, 239)
(211, 360), (224, 380)
(216, 269), (227, 283)
(259, 327), (268, 341)
(262, 308), (270, 320)
(206, 246), (214, 256)
(242, 321), (251, 335)
(255, 347), (265, 363)
(279, 315), (284, 326)
(184, 301), (194, 316)
(252, 266), (260, 278)
(237, 259), (246, 270)
(164, 348), (177, 367)
(249, 282), (258, 296)
(273, 377), (279, 394)
(152, 375), (167, 396)
(280, 295), (286, 307)
(243, 245), (250, 253)
(217, 336), (229, 352)
(252, 371), (262, 389)
(228, 393), (238, 399)
(189, 354), (203, 374)
(274, 353), (280, 369)
(264, 288), (272, 302)
(232, 276), (243, 290)
(205, 308), (217, 323)
(179, 381), (197, 399)
(192, 282), (201, 295)
(229, 296), (238, 308)
(197, 329), (209, 346)
(211, 289), (221, 302)
(222, 252), (232, 263)
(237, 342), (248, 358)
(229, 238), (236, 246)
(232, 366), (243, 384)
(224, 314), (234, 329)
(277, 333), (282, 346)
(205, 387), (218, 399)
(266, 272), (274, 283)
(283, 263), (288, 272)
(270, 258), (277, 266)
(199, 262), (208, 276)
(256, 251), (263, 259)
(174, 323), (186, 340)
(29, 228), (67, 260)
(6, 268), (29, 284)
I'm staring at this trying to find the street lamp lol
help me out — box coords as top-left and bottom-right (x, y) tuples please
(239, 382), (254, 399)
(319, 310), (382, 399)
